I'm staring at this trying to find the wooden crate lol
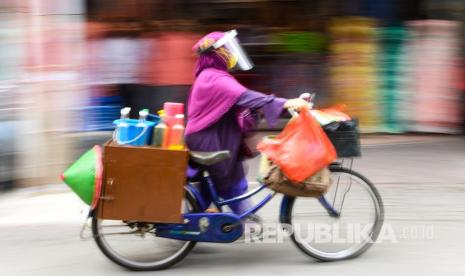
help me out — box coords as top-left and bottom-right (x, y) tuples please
(97, 141), (188, 223)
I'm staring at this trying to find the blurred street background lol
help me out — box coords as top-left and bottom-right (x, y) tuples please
(0, 0), (464, 189)
(0, 0), (465, 274)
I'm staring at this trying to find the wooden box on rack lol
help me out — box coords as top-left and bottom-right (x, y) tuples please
(97, 141), (188, 223)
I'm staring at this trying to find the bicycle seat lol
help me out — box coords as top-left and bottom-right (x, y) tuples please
(189, 150), (231, 166)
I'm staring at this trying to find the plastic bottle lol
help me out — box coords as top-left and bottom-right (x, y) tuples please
(134, 109), (149, 146)
(167, 114), (185, 150)
(120, 107), (131, 119)
(163, 102), (184, 127)
(152, 110), (169, 148)
(138, 109), (149, 122)
(115, 107), (131, 145)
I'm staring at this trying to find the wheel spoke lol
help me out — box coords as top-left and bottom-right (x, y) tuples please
(91, 190), (198, 270)
(288, 167), (384, 261)
(337, 175), (353, 214)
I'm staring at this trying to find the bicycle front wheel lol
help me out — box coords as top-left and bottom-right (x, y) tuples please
(92, 190), (199, 271)
(283, 167), (384, 261)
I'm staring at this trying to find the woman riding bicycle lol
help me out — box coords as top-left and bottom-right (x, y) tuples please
(185, 30), (308, 214)
(91, 30), (384, 271)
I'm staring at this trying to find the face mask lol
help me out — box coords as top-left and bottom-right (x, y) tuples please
(214, 30), (253, 71)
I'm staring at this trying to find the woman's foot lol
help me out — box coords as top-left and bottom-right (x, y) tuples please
(205, 208), (220, 213)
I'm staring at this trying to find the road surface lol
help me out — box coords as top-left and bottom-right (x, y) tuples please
(1, 136), (464, 275)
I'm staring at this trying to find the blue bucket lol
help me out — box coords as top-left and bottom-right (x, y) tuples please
(113, 118), (158, 146)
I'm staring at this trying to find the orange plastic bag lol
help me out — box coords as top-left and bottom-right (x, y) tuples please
(257, 108), (337, 183)
(319, 104), (351, 121)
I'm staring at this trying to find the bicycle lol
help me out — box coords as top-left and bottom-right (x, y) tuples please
(92, 146), (384, 270)
(91, 95), (384, 270)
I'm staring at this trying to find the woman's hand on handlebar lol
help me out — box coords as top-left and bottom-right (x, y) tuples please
(284, 98), (309, 111)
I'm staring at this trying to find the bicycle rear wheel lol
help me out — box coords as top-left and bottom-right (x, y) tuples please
(92, 189), (199, 271)
(283, 166), (384, 261)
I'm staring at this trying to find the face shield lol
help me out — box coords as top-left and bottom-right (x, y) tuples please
(213, 30), (254, 71)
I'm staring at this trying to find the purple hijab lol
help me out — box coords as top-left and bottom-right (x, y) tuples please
(185, 32), (248, 135)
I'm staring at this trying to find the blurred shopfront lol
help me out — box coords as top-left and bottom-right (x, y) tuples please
(83, 0), (465, 133)
(0, 0), (464, 186)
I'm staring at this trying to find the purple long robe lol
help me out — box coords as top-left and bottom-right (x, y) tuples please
(185, 90), (286, 213)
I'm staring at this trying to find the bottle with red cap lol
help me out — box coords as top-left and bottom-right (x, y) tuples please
(163, 102), (184, 127)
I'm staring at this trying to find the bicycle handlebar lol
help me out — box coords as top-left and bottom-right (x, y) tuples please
(287, 92), (316, 117)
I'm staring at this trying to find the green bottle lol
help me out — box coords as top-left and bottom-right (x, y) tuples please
(152, 110), (168, 147)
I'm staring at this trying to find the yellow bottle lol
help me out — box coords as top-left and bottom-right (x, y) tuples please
(168, 114), (185, 150)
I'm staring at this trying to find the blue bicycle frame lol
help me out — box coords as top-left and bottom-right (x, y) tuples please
(185, 169), (340, 220)
(155, 167), (340, 243)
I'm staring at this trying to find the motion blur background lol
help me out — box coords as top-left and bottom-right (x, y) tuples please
(0, 0), (464, 189)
